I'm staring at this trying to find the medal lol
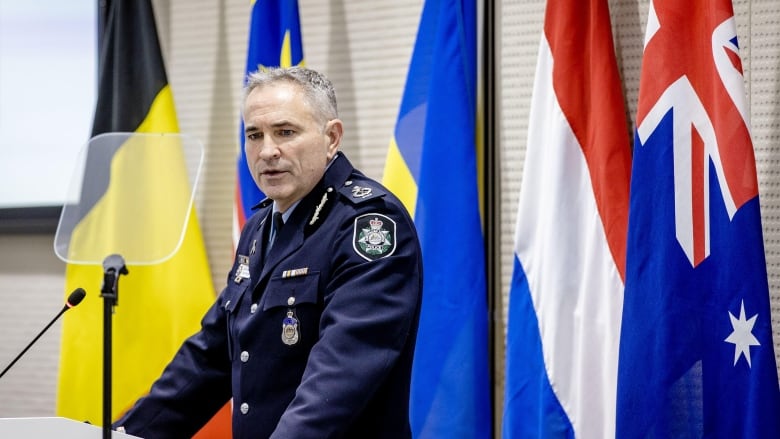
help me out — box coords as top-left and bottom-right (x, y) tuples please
(281, 310), (299, 345)
(282, 267), (309, 278)
(234, 255), (251, 283)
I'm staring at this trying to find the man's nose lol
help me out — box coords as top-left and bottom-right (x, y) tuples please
(257, 138), (281, 159)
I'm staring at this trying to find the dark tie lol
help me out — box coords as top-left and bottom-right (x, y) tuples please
(270, 211), (284, 248)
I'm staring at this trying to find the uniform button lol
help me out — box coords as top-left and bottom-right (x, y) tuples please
(345, 180), (352, 186)
(240, 351), (250, 362)
(250, 303), (258, 313)
(287, 296), (295, 306)
(225, 300), (231, 308)
(240, 403), (249, 414)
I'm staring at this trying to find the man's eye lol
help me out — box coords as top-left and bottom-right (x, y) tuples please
(279, 129), (294, 137)
(247, 132), (261, 141)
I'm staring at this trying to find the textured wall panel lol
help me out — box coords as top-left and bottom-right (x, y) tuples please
(747, 0), (780, 372)
(299, 1), (422, 180)
(495, 0), (546, 423)
(0, 236), (66, 417)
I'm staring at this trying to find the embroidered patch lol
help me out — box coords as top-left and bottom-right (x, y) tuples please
(353, 213), (396, 261)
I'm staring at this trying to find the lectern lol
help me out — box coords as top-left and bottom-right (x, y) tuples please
(0, 417), (141, 438)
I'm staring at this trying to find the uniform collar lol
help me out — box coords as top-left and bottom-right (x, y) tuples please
(251, 152), (352, 212)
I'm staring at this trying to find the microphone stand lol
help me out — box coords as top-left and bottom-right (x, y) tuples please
(101, 254), (128, 439)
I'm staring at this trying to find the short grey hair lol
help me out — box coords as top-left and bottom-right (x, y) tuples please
(244, 67), (339, 124)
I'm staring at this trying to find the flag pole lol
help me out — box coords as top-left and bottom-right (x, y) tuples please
(482, 0), (498, 435)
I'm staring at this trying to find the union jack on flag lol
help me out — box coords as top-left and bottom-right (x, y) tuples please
(617, 1), (780, 437)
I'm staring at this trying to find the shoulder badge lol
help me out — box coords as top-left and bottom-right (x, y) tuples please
(338, 180), (386, 204)
(350, 185), (373, 198)
(353, 213), (396, 261)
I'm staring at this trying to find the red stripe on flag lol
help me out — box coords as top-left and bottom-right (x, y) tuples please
(691, 126), (706, 265)
(234, 182), (247, 235)
(193, 402), (232, 438)
(545, 0), (632, 280)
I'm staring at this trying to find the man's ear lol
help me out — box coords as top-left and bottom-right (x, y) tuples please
(325, 119), (343, 160)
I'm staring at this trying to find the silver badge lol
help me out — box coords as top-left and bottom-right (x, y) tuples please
(234, 255), (251, 283)
(282, 310), (299, 345)
(309, 188), (332, 226)
(351, 185), (372, 198)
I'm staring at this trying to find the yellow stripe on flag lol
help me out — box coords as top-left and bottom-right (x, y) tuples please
(382, 137), (418, 217)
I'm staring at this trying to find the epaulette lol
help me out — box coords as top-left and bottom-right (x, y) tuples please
(253, 197), (273, 209)
(337, 179), (387, 205)
(303, 179), (387, 236)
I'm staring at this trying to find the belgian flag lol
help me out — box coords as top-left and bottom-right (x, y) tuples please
(55, 1), (229, 436)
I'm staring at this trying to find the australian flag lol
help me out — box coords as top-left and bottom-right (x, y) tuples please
(617, 1), (780, 437)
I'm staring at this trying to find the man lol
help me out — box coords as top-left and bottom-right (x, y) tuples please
(115, 67), (423, 438)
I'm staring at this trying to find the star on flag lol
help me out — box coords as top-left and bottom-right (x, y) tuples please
(724, 300), (761, 367)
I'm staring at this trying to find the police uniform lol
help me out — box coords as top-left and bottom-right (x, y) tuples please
(115, 153), (423, 439)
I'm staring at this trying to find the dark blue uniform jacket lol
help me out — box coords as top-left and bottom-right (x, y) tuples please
(115, 154), (423, 438)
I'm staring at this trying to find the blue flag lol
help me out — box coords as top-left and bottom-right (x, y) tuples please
(234, 0), (304, 242)
(618, 1), (780, 437)
(381, 0), (490, 437)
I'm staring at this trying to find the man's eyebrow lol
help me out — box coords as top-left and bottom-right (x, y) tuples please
(270, 120), (297, 128)
(244, 120), (299, 134)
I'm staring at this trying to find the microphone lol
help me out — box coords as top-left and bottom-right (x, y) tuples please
(0, 288), (87, 380)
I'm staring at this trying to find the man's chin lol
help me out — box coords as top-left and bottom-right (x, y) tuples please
(259, 186), (291, 202)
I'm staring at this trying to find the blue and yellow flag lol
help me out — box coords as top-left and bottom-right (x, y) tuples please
(234, 0), (304, 244)
(382, 0), (490, 437)
(55, 0), (220, 435)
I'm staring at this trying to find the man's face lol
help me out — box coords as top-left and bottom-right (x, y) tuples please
(243, 81), (341, 212)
